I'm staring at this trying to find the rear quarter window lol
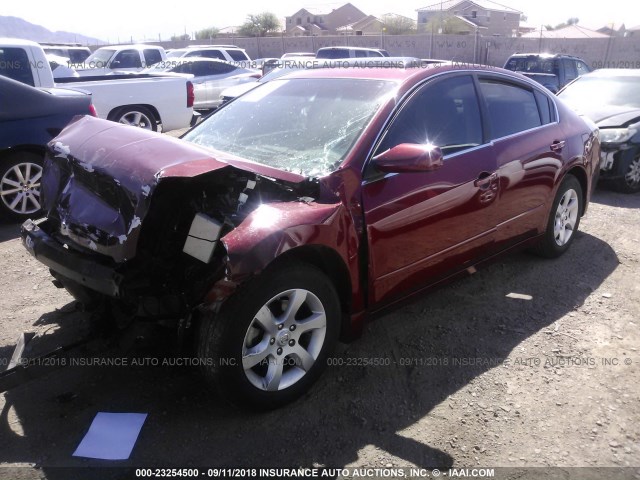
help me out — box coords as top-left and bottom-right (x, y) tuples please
(533, 90), (555, 124)
(69, 49), (90, 63)
(0, 47), (34, 86)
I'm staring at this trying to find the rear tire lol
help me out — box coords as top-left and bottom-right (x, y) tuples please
(110, 106), (158, 131)
(197, 263), (340, 410)
(533, 175), (583, 258)
(0, 152), (44, 222)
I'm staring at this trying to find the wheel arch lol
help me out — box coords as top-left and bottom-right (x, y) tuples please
(271, 245), (354, 341)
(0, 145), (46, 162)
(565, 165), (588, 216)
(107, 104), (161, 125)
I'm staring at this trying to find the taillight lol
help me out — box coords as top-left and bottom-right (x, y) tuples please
(89, 104), (98, 117)
(187, 81), (194, 108)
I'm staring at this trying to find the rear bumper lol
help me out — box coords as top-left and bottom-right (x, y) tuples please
(21, 219), (123, 298)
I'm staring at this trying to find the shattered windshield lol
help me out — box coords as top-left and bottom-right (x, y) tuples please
(183, 77), (396, 177)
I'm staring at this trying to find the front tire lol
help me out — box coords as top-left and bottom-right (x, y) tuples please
(612, 152), (640, 194)
(534, 174), (583, 258)
(198, 263), (340, 410)
(0, 152), (44, 222)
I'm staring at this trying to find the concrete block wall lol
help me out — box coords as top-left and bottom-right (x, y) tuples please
(131, 34), (640, 69)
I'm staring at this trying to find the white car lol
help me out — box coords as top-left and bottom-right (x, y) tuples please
(1, 38), (194, 132)
(76, 44), (166, 75)
(46, 54), (80, 79)
(166, 45), (250, 63)
(146, 58), (259, 110)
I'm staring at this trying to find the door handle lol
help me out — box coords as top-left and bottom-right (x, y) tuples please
(474, 172), (497, 189)
(550, 140), (566, 152)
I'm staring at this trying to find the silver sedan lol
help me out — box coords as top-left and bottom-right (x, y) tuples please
(146, 58), (260, 110)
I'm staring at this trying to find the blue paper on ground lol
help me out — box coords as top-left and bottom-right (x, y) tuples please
(73, 412), (148, 460)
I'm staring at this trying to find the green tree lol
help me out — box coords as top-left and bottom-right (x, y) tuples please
(382, 14), (416, 35)
(238, 12), (281, 37)
(171, 33), (191, 41)
(195, 27), (220, 40)
(549, 17), (579, 30)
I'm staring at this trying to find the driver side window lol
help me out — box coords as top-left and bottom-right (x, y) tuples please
(376, 75), (483, 157)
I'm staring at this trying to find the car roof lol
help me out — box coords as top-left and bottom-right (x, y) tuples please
(0, 37), (40, 47)
(169, 56), (234, 64)
(284, 64), (541, 89)
(42, 44), (90, 49)
(508, 53), (583, 60)
(96, 44), (163, 50)
(317, 46), (385, 52)
(583, 68), (640, 77)
(183, 45), (245, 50)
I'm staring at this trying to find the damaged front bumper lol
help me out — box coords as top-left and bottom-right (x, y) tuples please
(22, 219), (123, 298)
(599, 145), (639, 179)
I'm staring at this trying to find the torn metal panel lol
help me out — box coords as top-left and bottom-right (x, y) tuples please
(41, 117), (313, 263)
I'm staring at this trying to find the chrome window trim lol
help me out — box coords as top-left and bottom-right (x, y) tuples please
(361, 68), (562, 185)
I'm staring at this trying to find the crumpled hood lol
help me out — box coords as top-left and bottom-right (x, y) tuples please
(42, 116), (307, 262)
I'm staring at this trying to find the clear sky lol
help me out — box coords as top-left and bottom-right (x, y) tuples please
(3, 0), (639, 42)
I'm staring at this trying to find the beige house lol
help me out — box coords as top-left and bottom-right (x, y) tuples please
(336, 15), (385, 35)
(417, 0), (522, 36)
(285, 3), (367, 36)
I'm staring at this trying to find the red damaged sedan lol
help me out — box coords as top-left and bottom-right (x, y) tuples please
(22, 65), (600, 409)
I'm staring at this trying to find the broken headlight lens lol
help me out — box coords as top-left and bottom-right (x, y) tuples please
(599, 127), (637, 144)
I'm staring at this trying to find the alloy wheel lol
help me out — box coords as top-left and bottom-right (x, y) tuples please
(553, 188), (579, 246)
(0, 162), (42, 215)
(242, 288), (327, 392)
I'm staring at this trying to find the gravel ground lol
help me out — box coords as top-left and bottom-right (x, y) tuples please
(0, 185), (638, 480)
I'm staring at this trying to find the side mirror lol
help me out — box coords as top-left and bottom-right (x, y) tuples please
(373, 143), (444, 173)
(110, 60), (121, 68)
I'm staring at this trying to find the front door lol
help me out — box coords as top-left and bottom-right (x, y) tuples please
(361, 74), (499, 307)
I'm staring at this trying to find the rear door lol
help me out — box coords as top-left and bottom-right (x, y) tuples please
(361, 73), (499, 307)
(477, 75), (565, 250)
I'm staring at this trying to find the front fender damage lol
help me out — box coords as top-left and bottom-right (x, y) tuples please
(203, 201), (357, 308)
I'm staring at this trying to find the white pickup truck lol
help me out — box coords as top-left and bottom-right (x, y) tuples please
(0, 38), (195, 132)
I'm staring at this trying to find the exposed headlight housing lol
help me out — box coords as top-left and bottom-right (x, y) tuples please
(599, 127), (637, 144)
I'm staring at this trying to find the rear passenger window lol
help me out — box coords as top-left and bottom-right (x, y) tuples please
(0, 47), (34, 86)
(377, 75), (483, 156)
(227, 49), (249, 61)
(355, 50), (368, 58)
(576, 60), (590, 76)
(196, 50), (226, 60)
(480, 80), (542, 138)
(69, 49), (90, 63)
(112, 49), (142, 68)
(143, 49), (163, 67)
(564, 60), (578, 83)
(534, 90), (553, 124)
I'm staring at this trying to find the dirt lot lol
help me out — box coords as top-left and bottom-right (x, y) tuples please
(0, 185), (638, 480)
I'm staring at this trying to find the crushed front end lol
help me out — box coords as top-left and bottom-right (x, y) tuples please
(21, 117), (321, 319)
